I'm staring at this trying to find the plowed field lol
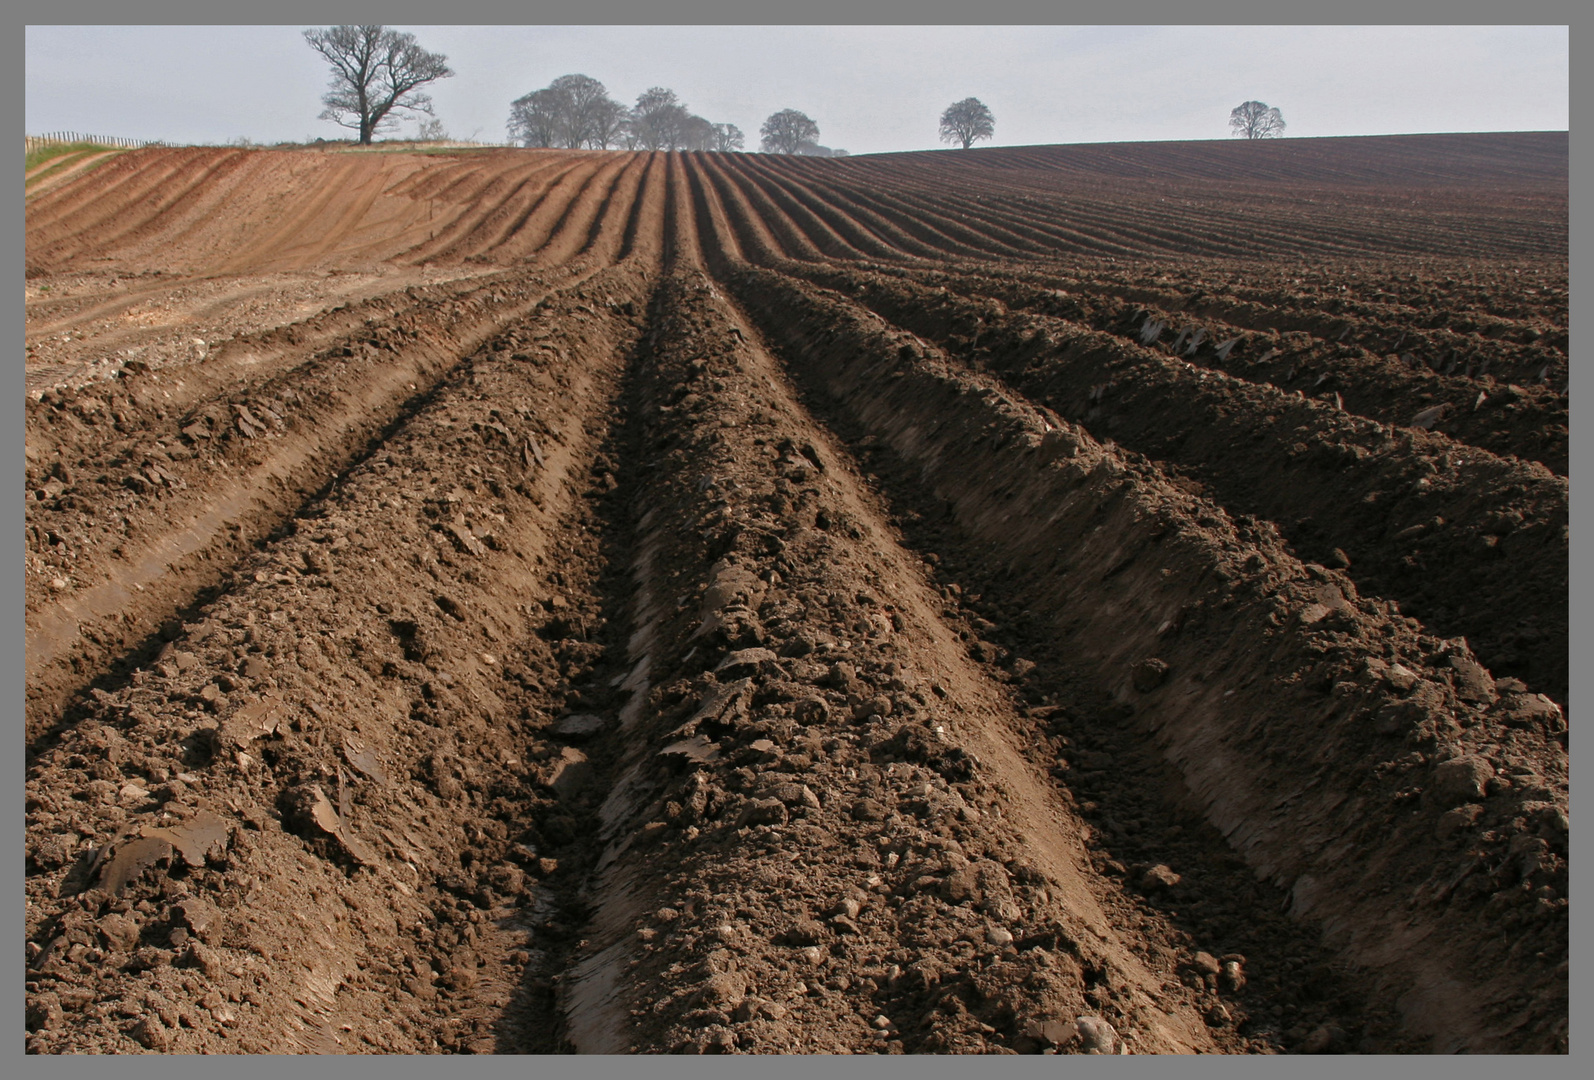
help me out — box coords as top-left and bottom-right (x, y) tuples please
(25, 133), (1567, 1056)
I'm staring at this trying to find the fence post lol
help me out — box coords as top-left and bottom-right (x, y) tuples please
(29, 131), (153, 152)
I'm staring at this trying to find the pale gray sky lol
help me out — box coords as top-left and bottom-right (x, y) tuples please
(26, 24), (1568, 154)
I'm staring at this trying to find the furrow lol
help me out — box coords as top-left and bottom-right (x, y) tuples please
(392, 156), (577, 265)
(708, 157), (829, 262)
(476, 156), (613, 265)
(561, 269), (1225, 1055)
(506, 155), (638, 266)
(835, 263), (1570, 476)
(25, 148), (196, 250)
(748, 158), (912, 260)
(757, 163), (949, 261)
(24, 266), (606, 746)
(24, 264), (655, 1055)
(722, 265), (1567, 1054)
(721, 156), (875, 260)
(692, 154), (789, 265)
(781, 266), (1569, 706)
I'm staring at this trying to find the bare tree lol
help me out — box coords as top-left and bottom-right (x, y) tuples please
(546, 74), (613, 149)
(675, 115), (715, 152)
(712, 123), (745, 152)
(589, 97), (629, 150)
(760, 109), (819, 154)
(508, 75), (628, 150)
(938, 97), (994, 150)
(510, 78), (735, 153)
(630, 87), (691, 151)
(415, 117), (447, 141)
(1229, 101), (1286, 139)
(508, 87), (564, 148)
(304, 25), (453, 145)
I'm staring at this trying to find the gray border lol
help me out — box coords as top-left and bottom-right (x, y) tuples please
(15, 0), (1588, 23)
(15, 0), (1579, 1077)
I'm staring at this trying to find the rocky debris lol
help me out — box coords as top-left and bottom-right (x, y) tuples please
(227, 696), (286, 741)
(660, 733), (721, 764)
(1436, 803), (1485, 839)
(1384, 663), (1420, 692)
(340, 735), (388, 784)
(1409, 403), (1449, 430)
(1073, 1014), (1125, 1054)
(715, 647), (777, 679)
(1447, 655), (1497, 704)
(1431, 755), (1495, 805)
(130, 1015), (171, 1051)
(1130, 658), (1169, 693)
(1492, 690), (1564, 733)
(1300, 1024), (1347, 1053)
(1021, 1017), (1077, 1048)
(553, 713), (607, 739)
(283, 783), (379, 864)
(90, 810), (232, 895)
(96, 911), (141, 952)
(546, 747), (591, 798)
(1138, 864), (1181, 894)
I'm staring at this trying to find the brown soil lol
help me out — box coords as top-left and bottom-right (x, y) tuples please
(26, 134), (1566, 1055)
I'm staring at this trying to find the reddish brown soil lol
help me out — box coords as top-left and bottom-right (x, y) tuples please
(26, 134), (1566, 1055)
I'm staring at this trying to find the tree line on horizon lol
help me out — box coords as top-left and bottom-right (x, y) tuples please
(303, 25), (1286, 153)
(508, 76), (854, 158)
(509, 76), (744, 152)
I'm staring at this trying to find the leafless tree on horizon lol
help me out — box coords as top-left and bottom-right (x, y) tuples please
(1230, 100), (1286, 139)
(761, 109), (820, 154)
(712, 123), (746, 152)
(939, 97), (995, 150)
(629, 87), (692, 151)
(304, 25), (453, 145)
(508, 75), (626, 149)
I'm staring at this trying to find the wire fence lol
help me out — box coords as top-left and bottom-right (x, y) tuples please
(26, 132), (155, 152)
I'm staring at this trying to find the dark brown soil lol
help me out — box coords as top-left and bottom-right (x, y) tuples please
(26, 135), (1566, 1055)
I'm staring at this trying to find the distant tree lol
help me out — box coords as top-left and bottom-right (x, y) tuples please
(938, 97), (995, 150)
(761, 109), (819, 154)
(678, 114), (718, 152)
(630, 87), (691, 151)
(508, 87), (564, 148)
(508, 75), (626, 149)
(546, 74), (613, 149)
(589, 97), (629, 150)
(508, 79), (734, 153)
(711, 123), (745, 152)
(415, 117), (447, 141)
(1229, 101), (1286, 139)
(304, 25), (453, 145)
